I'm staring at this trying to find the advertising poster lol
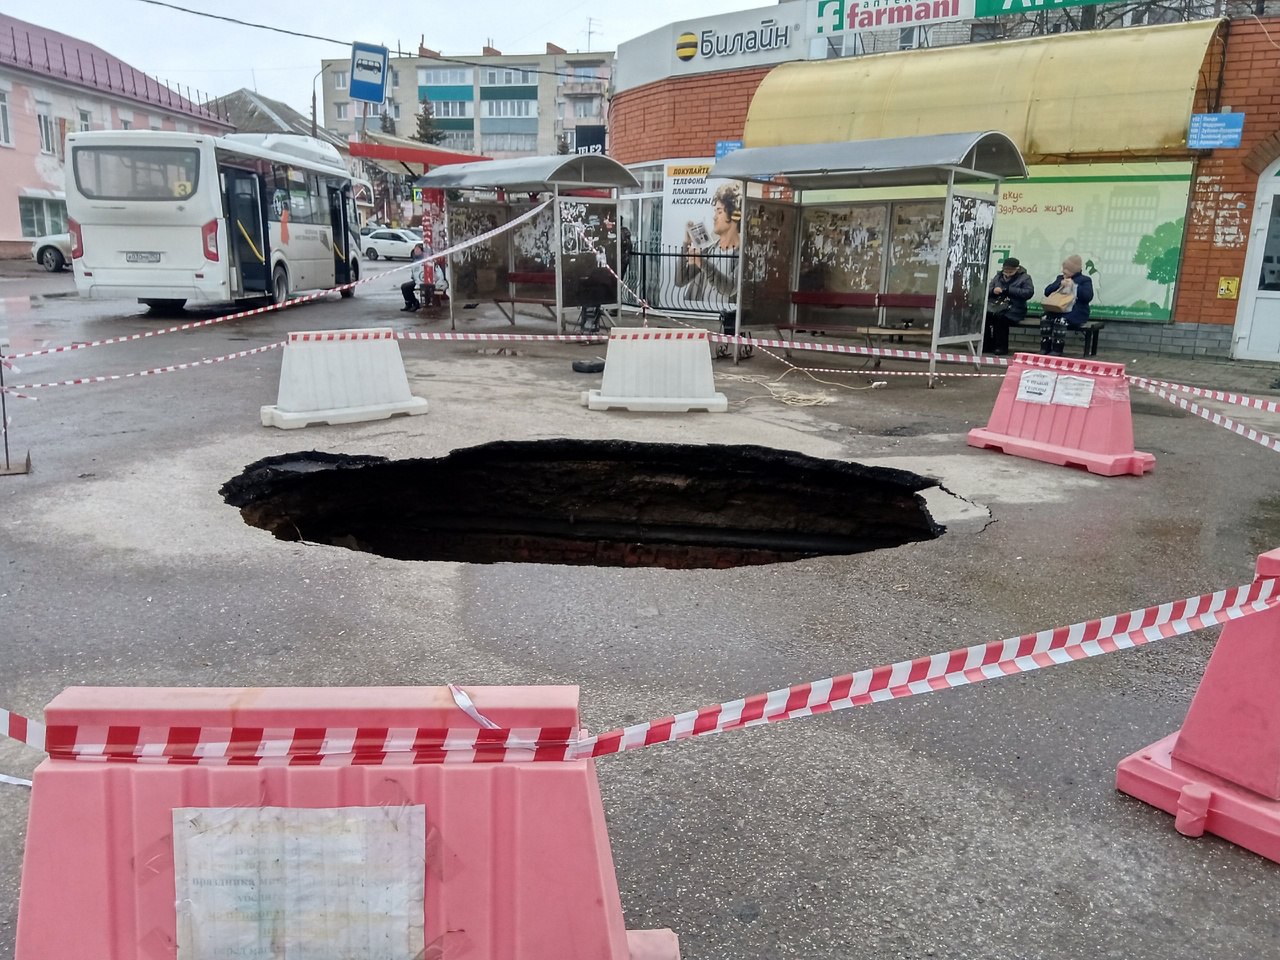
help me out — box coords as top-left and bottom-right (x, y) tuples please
(990, 162), (1193, 322)
(661, 158), (742, 310)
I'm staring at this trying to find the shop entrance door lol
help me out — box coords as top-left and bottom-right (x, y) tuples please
(1234, 164), (1280, 362)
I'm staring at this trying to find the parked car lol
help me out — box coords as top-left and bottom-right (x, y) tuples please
(31, 233), (72, 272)
(363, 229), (420, 261)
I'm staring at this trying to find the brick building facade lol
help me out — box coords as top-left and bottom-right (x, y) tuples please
(609, 15), (1280, 362)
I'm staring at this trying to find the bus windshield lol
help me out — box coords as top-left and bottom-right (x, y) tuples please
(72, 145), (201, 202)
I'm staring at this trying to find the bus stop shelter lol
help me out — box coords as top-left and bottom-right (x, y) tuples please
(706, 130), (1027, 377)
(416, 155), (640, 333)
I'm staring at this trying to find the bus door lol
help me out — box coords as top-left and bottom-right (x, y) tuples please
(329, 185), (352, 286)
(225, 168), (269, 296)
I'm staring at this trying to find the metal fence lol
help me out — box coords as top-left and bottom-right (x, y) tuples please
(621, 244), (737, 317)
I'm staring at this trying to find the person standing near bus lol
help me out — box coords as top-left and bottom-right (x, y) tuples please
(401, 244), (425, 311)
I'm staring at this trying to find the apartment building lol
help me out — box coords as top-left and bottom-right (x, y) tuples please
(0, 13), (232, 255)
(320, 43), (611, 159)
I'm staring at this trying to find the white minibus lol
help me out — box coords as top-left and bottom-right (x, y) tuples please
(65, 130), (363, 311)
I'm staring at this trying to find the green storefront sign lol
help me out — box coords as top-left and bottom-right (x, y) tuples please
(974, 0), (1124, 17)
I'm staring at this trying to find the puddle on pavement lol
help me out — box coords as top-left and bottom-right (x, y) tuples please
(221, 440), (944, 569)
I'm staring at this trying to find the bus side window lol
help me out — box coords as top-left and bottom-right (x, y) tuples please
(267, 165), (288, 222)
(308, 174), (327, 228)
(287, 167), (312, 225)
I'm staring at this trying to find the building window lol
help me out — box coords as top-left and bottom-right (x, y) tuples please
(480, 132), (537, 153)
(336, 103), (348, 120)
(419, 67), (473, 85)
(431, 100), (471, 118)
(36, 102), (55, 154)
(898, 28), (917, 50)
(573, 66), (598, 82)
(392, 103), (401, 120)
(0, 92), (10, 145)
(441, 131), (475, 151)
(120, 119), (132, 130)
(573, 99), (598, 119)
(78, 109), (92, 132)
(391, 68), (399, 88)
(18, 197), (67, 238)
(334, 70), (348, 89)
(482, 99), (534, 118)
(366, 101), (381, 117)
(483, 67), (535, 85)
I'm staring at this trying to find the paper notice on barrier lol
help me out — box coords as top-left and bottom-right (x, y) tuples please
(173, 805), (425, 960)
(1015, 369), (1057, 405)
(1051, 375), (1096, 408)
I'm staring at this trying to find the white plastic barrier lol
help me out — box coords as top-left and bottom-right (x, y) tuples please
(261, 328), (428, 429)
(582, 329), (727, 413)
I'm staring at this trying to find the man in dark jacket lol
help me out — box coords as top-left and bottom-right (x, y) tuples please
(983, 257), (1034, 355)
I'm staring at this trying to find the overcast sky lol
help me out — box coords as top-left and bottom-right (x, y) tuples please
(8, 0), (762, 111)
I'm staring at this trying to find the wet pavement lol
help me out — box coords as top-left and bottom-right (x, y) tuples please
(1, 278), (1279, 959)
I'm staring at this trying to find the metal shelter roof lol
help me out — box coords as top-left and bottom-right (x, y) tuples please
(415, 154), (639, 192)
(706, 131), (1027, 190)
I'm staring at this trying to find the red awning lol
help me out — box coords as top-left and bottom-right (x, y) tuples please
(347, 140), (490, 168)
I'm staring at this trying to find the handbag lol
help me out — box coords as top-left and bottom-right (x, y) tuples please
(987, 296), (1012, 318)
(1042, 286), (1076, 314)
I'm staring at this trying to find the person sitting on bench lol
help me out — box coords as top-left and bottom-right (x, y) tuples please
(401, 244), (426, 312)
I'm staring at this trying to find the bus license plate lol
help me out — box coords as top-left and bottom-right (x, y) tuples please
(125, 252), (161, 263)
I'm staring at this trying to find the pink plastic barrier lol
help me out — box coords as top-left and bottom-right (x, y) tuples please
(967, 353), (1154, 477)
(16, 686), (679, 960)
(1117, 549), (1280, 862)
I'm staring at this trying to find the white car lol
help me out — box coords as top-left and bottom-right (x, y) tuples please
(362, 229), (419, 261)
(31, 233), (72, 272)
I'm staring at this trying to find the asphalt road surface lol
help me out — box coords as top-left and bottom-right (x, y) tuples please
(1, 263), (1279, 959)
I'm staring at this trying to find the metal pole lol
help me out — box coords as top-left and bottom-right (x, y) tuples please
(554, 186), (564, 335)
(732, 178), (748, 366)
(0, 349), (10, 471)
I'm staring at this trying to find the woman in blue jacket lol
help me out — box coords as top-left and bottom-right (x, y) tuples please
(1040, 254), (1094, 355)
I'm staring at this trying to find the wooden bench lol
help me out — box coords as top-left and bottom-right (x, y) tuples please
(770, 290), (935, 364)
(1012, 317), (1106, 357)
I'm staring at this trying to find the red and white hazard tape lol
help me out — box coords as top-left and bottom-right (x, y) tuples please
(398, 331), (607, 343)
(1128, 376), (1280, 414)
(3, 576), (1275, 766)
(710, 333), (1009, 368)
(1133, 379), (1280, 454)
(6, 342), (284, 393)
(608, 330), (708, 341)
(6, 200), (553, 363)
(290, 330), (396, 343)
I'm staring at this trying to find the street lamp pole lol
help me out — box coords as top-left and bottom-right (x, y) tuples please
(311, 65), (328, 138)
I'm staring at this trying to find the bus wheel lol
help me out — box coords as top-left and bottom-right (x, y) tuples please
(271, 266), (289, 305)
(340, 263), (358, 299)
(141, 299), (186, 314)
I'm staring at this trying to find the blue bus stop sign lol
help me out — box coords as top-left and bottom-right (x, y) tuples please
(1188, 112), (1245, 149)
(349, 42), (389, 104)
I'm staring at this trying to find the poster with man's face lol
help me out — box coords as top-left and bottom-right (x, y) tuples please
(661, 158), (741, 310)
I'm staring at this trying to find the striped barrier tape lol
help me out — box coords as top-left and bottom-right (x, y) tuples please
(5, 200), (552, 363)
(1128, 376), (1280, 414)
(2, 576), (1275, 766)
(398, 332), (608, 343)
(1133, 379), (1280, 454)
(709, 333), (1010, 367)
(5, 342), (285, 393)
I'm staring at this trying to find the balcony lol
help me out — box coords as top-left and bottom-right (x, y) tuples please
(559, 80), (607, 97)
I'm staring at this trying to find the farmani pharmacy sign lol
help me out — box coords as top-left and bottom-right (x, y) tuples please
(812, 0), (975, 34)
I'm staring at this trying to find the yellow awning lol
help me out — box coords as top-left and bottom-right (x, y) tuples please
(743, 20), (1222, 163)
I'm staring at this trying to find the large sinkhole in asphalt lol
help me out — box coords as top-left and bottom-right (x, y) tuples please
(221, 440), (944, 570)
